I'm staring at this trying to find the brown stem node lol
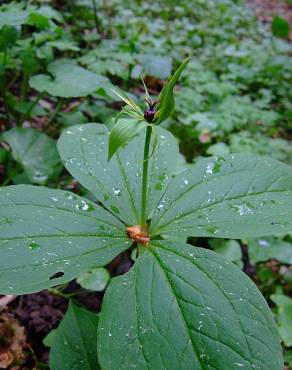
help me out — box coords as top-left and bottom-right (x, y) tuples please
(127, 225), (150, 246)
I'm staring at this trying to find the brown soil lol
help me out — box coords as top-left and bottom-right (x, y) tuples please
(0, 250), (133, 368)
(247, 0), (292, 25)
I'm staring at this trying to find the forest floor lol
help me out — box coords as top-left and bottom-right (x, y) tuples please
(248, 0), (292, 25)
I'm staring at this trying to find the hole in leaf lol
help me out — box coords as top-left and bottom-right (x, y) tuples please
(49, 271), (64, 280)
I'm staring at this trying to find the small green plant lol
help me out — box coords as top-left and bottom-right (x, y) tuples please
(1, 59), (292, 369)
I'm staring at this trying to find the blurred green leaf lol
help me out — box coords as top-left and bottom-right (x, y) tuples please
(0, 5), (29, 28)
(27, 12), (49, 29)
(0, 148), (7, 164)
(0, 4), (54, 29)
(271, 294), (292, 347)
(13, 100), (46, 117)
(284, 349), (292, 367)
(0, 25), (18, 50)
(48, 40), (80, 52)
(77, 267), (110, 291)
(58, 111), (88, 126)
(272, 16), (290, 38)
(20, 49), (38, 75)
(209, 239), (243, 268)
(248, 237), (292, 264)
(207, 142), (230, 156)
(29, 59), (105, 98)
(3, 128), (61, 185)
(132, 54), (172, 79)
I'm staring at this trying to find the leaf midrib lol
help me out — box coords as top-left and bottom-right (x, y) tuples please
(151, 246), (253, 366)
(148, 248), (204, 369)
(71, 304), (94, 370)
(151, 163), (258, 226)
(152, 188), (292, 234)
(151, 156), (288, 230)
(0, 239), (129, 273)
(152, 241), (277, 366)
(0, 234), (126, 241)
(0, 201), (123, 229)
(116, 153), (140, 223)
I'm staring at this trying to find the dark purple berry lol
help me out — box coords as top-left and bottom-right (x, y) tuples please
(144, 109), (156, 123)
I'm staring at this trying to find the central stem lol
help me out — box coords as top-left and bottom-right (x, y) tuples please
(141, 125), (152, 226)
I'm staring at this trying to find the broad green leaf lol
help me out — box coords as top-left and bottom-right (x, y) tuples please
(58, 123), (179, 226)
(108, 118), (148, 160)
(271, 294), (292, 347)
(77, 267), (110, 292)
(155, 57), (190, 124)
(0, 185), (130, 294)
(29, 59), (107, 98)
(49, 301), (100, 370)
(98, 240), (283, 370)
(2, 127), (61, 185)
(248, 237), (292, 264)
(150, 154), (292, 239)
(272, 16), (290, 38)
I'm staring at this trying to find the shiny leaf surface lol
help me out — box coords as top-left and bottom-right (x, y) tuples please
(58, 123), (179, 226)
(150, 154), (292, 239)
(108, 118), (148, 160)
(98, 240), (283, 370)
(0, 185), (130, 294)
(49, 301), (100, 370)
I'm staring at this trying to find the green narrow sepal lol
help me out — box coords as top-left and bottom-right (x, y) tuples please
(154, 57), (191, 124)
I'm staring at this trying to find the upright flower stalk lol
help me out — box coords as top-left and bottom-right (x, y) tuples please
(140, 125), (152, 227)
(108, 57), (190, 233)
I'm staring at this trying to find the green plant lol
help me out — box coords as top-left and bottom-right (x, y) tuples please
(0, 2), (63, 126)
(1, 59), (292, 369)
(272, 16), (290, 39)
